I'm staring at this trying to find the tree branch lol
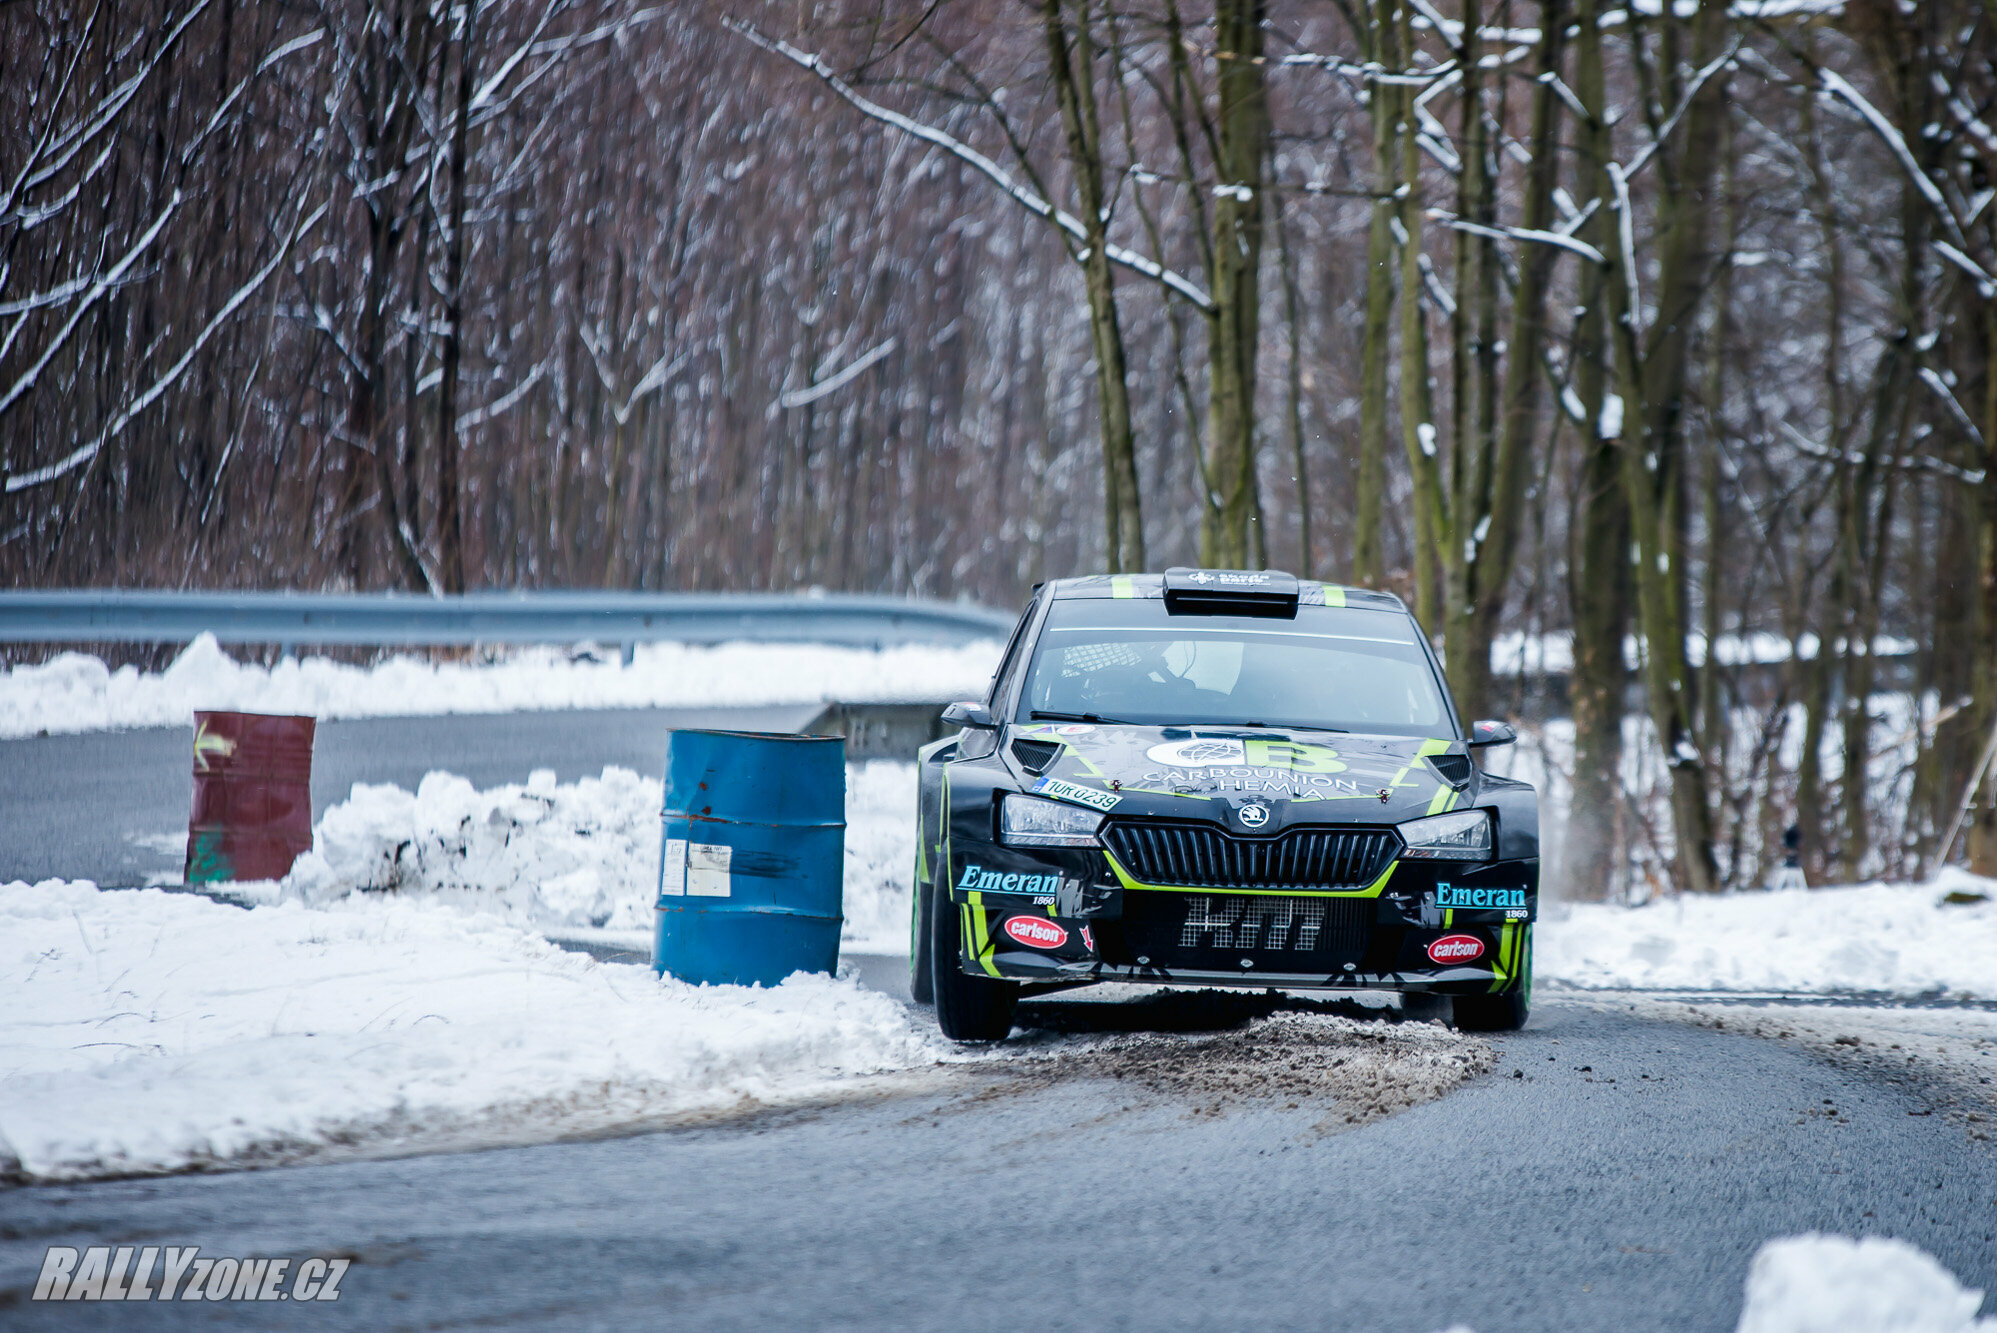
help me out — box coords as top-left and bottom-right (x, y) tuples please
(726, 18), (1214, 312)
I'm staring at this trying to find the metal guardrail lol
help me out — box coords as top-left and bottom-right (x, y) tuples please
(0, 590), (1017, 653)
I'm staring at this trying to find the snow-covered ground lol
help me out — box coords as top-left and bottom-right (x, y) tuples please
(1442, 1232), (1996, 1333)
(0, 879), (942, 1184)
(1735, 1234), (1997, 1333)
(0, 632), (999, 738)
(1539, 870), (1997, 999)
(257, 760), (916, 954)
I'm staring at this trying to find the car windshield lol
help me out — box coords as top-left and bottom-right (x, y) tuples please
(1015, 598), (1451, 737)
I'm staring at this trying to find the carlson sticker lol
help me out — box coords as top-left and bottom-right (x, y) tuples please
(1003, 916), (1069, 950)
(1426, 934), (1486, 965)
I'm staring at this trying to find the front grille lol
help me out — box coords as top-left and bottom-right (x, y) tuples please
(1107, 891), (1375, 971)
(1101, 820), (1398, 891)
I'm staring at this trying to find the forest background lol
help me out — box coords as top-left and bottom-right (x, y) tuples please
(4, 0), (1995, 899)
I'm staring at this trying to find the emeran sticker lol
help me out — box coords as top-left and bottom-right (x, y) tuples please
(957, 864), (1065, 896)
(1434, 884), (1527, 910)
(1031, 776), (1119, 812)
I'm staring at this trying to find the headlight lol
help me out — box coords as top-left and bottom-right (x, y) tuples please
(999, 794), (1103, 847)
(1398, 809), (1492, 860)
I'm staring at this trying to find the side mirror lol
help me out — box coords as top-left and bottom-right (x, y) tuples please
(1468, 719), (1517, 748)
(941, 700), (998, 730)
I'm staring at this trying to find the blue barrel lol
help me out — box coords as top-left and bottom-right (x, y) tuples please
(654, 730), (845, 986)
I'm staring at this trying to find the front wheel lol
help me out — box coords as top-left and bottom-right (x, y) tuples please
(1452, 930), (1532, 1032)
(1451, 989), (1530, 1031)
(931, 892), (1018, 1041)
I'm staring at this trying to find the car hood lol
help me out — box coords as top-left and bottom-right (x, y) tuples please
(1008, 721), (1469, 829)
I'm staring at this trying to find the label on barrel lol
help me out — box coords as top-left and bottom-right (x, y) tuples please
(661, 839), (688, 896)
(687, 842), (733, 898)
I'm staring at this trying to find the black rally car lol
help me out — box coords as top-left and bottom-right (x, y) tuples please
(910, 568), (1537, 1040)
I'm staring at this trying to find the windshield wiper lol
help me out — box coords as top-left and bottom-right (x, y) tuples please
(1029, 710), (1136, 726)
(1234, 720), (1349, 733)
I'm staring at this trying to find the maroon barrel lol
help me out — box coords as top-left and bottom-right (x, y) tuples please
(184, 711), (316, 883)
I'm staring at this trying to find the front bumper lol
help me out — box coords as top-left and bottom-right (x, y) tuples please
(947, 849), (1538, 995)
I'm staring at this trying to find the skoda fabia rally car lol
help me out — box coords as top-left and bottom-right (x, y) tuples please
(910, 568), (1537, 1040)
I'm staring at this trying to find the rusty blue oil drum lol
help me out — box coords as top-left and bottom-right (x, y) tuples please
(654, 730), (845, 987)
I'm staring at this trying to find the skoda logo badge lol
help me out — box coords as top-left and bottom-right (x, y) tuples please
(1239, 802), (1270, 829)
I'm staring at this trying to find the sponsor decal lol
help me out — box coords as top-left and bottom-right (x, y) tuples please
(957, 864), (1065, 896)
(1018, 723), (1095, 737)
(1149, 738), (1247, 767)
(1426, 933), (1486, 964)
(1080, 924), (1096, 952)
(1179, 894), (1326, 951)
(1140, 768), (1364, 797)
(1143, 739), (1349, 789)
(1238, 801), (1270, 828)
(1182, 569), (1277, 588)
(1031, 775), (1120, 811)
(1003, 916), (1069, 950)
(1433, 884), (1528, 910)
(1244, 739), (1347, 773)
(31, 1247), (348, 1303)
(191, 723), (237, 773)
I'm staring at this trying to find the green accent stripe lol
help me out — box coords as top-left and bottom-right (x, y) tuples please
(1489, 919), (1519, 993)
(965, 891), (1002, 977)
(1103, 850), (1398, 899)
(1425, 785), (1458, 816)
(1110, 575), (1136, 598)
(1322, 584), (1347, 608)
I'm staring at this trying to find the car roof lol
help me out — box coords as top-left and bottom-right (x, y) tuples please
(1043, 572), (1408, 613)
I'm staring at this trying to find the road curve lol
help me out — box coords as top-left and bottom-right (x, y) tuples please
(1, 995), (1992, 1331)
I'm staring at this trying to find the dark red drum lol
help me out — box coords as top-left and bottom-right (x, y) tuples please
(184, 711), (316, 883)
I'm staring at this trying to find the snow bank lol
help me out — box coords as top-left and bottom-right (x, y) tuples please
(0, 880), (940, 1183)
(1737, 1234), (1996, 1333)
(274, 764), (1997, 990)
(274, 762), (917, 953)
(0, 632), (999, 738)
(1540, 870), (1997, 999)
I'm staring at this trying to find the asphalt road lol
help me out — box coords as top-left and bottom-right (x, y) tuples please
(1, 995), (1991, 1331)
(5, 709), (1995, 1328)
(0, 706), (819, 886)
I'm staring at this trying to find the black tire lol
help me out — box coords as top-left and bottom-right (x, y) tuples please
(1399, 991), (1451, 1024)
(1451, 989), (1529, 1031)
(931, 888), (1018, 1041)
(909, 857), (935, 1006)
